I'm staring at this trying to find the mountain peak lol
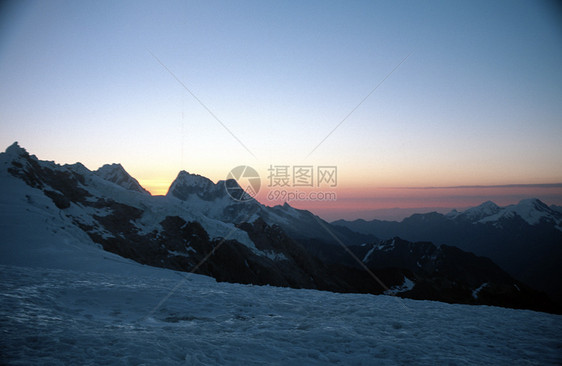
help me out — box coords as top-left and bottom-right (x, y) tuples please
(4, 142), (29, 159)
(95, 163), (126, 176)
(475, 200), (500, 211)
(516, 198), (548, 211)
(174, 171), (215, 186)
(103, 162), (123, 169)
(95, 163), (149, 195)
(167, 170), (219, 201)
(461, 200), (501, 221)
(474, 198), (561, 227)
(507, 198), (559, 225)
(481, 200), (498, 206)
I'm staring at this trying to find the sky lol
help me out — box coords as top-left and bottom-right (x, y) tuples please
(1, 0), (561, 220)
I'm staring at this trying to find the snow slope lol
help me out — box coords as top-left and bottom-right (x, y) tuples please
(453, 200), (501, 221)
(444, 198), (562, 230)
(94, 163), (150, 195)
(0, 143), (262, 254)
(479, 198), (562, 227)
(2, 262), (562, 365)
(166, 170), (373, 246)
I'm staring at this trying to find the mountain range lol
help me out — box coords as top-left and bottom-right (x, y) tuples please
(333, 199), (562, 304)
(1, 142), (559, 313)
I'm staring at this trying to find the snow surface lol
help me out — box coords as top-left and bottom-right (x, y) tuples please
(384, 276), (415, 295)
(168, 170), (216, 195)
(460, 201), (501, 221)
(362, 245), (376, 263)
(465, 199), (560, 227)
(447, 198), (562, 231)
(472, 283), (488, 299)
(362, 239), (398, 263)
(2, 262), (562, 365)
(94, 163), (149, 195)
(262, 250), (289, 261)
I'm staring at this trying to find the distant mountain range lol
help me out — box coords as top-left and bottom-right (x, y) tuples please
(1, 142), (559, 313)
(333, 199), (562, 304)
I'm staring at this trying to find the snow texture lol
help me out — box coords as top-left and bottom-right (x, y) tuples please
(362, 245), (376, 263)
(168, 170), (216, 195)
(447, 198), (562, 231)
(461, 201), (501, 221)
(361, 239), (399, 264)
(0, 145), (268, 256)
(472, 283), (488, 299)
(2, 261), (562, 365)
(384, 276), (415, 295)
(94, 163), (150, 195)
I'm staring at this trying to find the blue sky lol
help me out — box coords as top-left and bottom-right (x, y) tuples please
(1, 0), (561, 217)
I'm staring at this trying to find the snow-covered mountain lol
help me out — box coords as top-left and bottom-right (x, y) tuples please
(348, 237), (550, 307)
(333, 199), (562, 304)
(1, 142), (342, 289)
(94, 163), (150, 195)
(447, 200), (501, 222)
(447, 198), (562, 228)
(1, 142), (558, 313)
(165, 168), (375, 245)
(479, 198), (562, 227)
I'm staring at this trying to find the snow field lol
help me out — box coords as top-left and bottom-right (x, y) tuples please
(1, 263), (561, 365)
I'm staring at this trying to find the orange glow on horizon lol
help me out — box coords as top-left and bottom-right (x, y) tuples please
(136, 172), (562, 221)
(256, 184), (562, 220)
(137, 179), (171, 196)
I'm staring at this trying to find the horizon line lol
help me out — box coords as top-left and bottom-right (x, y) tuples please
(380, 183), (562, 190)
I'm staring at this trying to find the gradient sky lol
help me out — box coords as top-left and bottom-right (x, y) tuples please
(1, 0), (561, 220)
